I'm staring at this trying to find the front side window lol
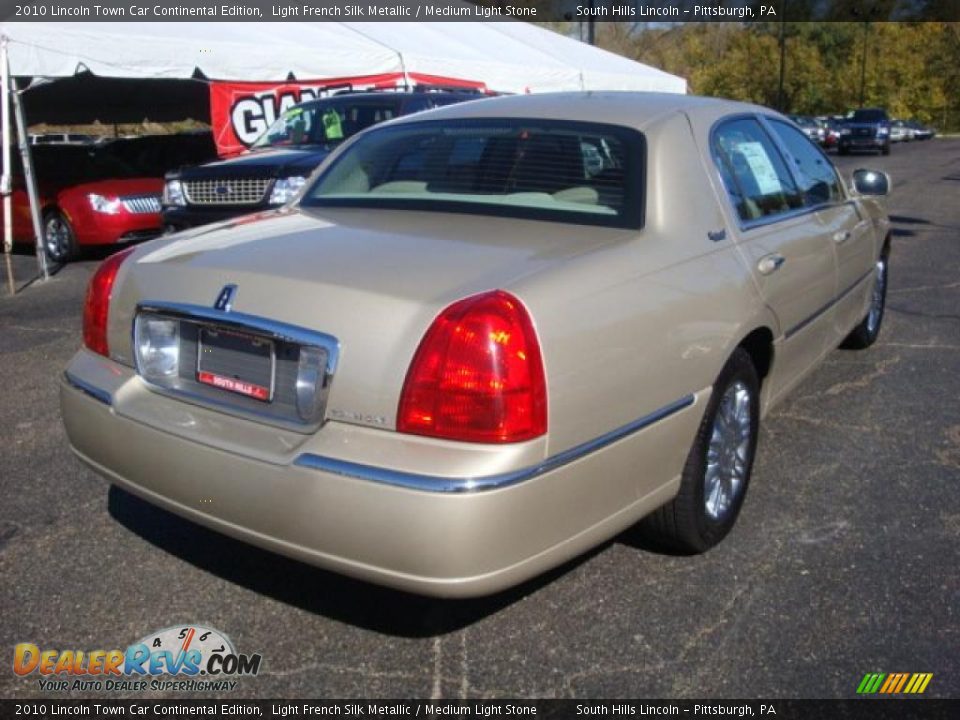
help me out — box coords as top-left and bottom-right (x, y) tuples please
(769, 119), (843, 206)
(250, 100), (401, 150)
(712, 117), (804, 223)
(301, 119), (645, 229)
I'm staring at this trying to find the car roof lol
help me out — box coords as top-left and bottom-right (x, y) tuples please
(299, 90), (479, 106)
(387, 91), (768, 132)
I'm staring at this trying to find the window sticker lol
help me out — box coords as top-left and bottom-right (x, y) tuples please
(322, 110), (344, 140)
(736, 141), (783, 195)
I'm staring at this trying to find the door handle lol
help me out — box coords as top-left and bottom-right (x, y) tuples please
(833, 230), (851, 244)
(757, 254), (786, 276)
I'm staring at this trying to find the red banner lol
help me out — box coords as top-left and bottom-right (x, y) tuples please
(209, 74), (488, 157)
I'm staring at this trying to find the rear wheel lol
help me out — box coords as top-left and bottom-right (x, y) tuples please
(43, 210), (78, 264)
(881, 142), (891, 156)
(842, 254), (888, 349)
(641, 348), (760, 553)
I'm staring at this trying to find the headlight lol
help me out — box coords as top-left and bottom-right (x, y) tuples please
(87, 193), (122, 214)
(877, 127), (890, 136)
(268, 176), (307, 205)
(134, 314), (180, 380)
(840, 128), (851, 136)
(162, 179), (186, 207)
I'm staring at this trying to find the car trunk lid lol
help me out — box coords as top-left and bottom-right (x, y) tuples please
(109, 207), (628, 431)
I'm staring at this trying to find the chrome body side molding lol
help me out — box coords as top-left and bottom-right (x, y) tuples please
(294, 394), (696, 494)
(784, 266), (874, 339)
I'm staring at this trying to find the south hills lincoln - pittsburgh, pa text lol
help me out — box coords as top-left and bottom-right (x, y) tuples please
(576, 4), (777, 18)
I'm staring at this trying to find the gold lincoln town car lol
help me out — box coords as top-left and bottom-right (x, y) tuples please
(60, 93), (892, 597)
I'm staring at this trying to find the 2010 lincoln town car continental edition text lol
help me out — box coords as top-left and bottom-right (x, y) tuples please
(61, 93), (892, 597)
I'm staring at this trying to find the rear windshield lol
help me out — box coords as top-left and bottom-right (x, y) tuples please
(851, 109), (888, 123)
(301, 118), (645, 229)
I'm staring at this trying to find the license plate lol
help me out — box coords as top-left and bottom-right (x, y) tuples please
(196, 327), (274, 402)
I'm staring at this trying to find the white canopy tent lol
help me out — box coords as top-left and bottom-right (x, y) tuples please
(0, 21), (686, 91)
(0, 21), (686, 287)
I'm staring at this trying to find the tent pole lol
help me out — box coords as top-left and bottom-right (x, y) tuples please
(11, 77), (48, 281)
(1, 35), (15, 295)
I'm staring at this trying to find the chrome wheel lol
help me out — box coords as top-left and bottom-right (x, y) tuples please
(704, 380), (752, 522)
(866, 258), (887, 335)
(44, 215), (72, 262)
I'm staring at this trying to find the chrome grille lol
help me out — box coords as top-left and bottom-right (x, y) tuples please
(183, 178), (271, 205)
(121, 194), (162, 214)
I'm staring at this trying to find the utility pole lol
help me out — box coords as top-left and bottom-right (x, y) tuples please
(859, 21), (870, 107)
(776, 7), (786, 112)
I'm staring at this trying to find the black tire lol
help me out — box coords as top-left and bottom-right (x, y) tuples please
(43, 209), (78, 264)
(640, 348), (760, 554)
(881, 143), (891, 156)
(842, 254), (888, 350)
(838, 145), (849, 156)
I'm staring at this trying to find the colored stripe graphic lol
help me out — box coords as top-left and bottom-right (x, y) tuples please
(858, 672), (932, 694)
(857, 673), (885, 694)
(893, 673), (910, 693)
(907, 673), (933, 694)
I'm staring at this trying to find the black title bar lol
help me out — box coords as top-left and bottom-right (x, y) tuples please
(1, 699), (958, 719)
(1, 1), (959, 23)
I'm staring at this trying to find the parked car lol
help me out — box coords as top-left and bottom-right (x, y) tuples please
(890, 120), (914, 143)
(3, 135), (219, 263)
(838, 107), (891, 155)
(161, 90), (483, 231)
(788, 114), (825, 145)
(906, 120), (935, 140)
(1, 146), (163, 263)
(822, 118), (844, 150)
(33, 146), (166, 263)
(61, 93), (892, 597)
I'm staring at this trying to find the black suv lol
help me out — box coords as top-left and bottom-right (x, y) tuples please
(161, 91), (481, 230)
(838, 108), (891, 156)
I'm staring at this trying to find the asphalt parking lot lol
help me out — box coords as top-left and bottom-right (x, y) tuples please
(1, 138), (958, 701)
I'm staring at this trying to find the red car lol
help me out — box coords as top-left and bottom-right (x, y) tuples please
(3, 136), (216, 263)
(43, 176), (164, 262)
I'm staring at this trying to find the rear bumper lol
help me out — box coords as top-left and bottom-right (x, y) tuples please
(61, 350), (702, 597)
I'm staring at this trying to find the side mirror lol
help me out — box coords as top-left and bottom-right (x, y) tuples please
(852, 169), (891, 196)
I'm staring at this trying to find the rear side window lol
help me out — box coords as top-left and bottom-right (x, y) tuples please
(712, 117), (804, 223)
(303, 118), (645, 229)
(769, 119), (843, 206)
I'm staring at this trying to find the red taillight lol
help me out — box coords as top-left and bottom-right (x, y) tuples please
(398, 290), (547, 443)
(82, 247), (136, 357)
